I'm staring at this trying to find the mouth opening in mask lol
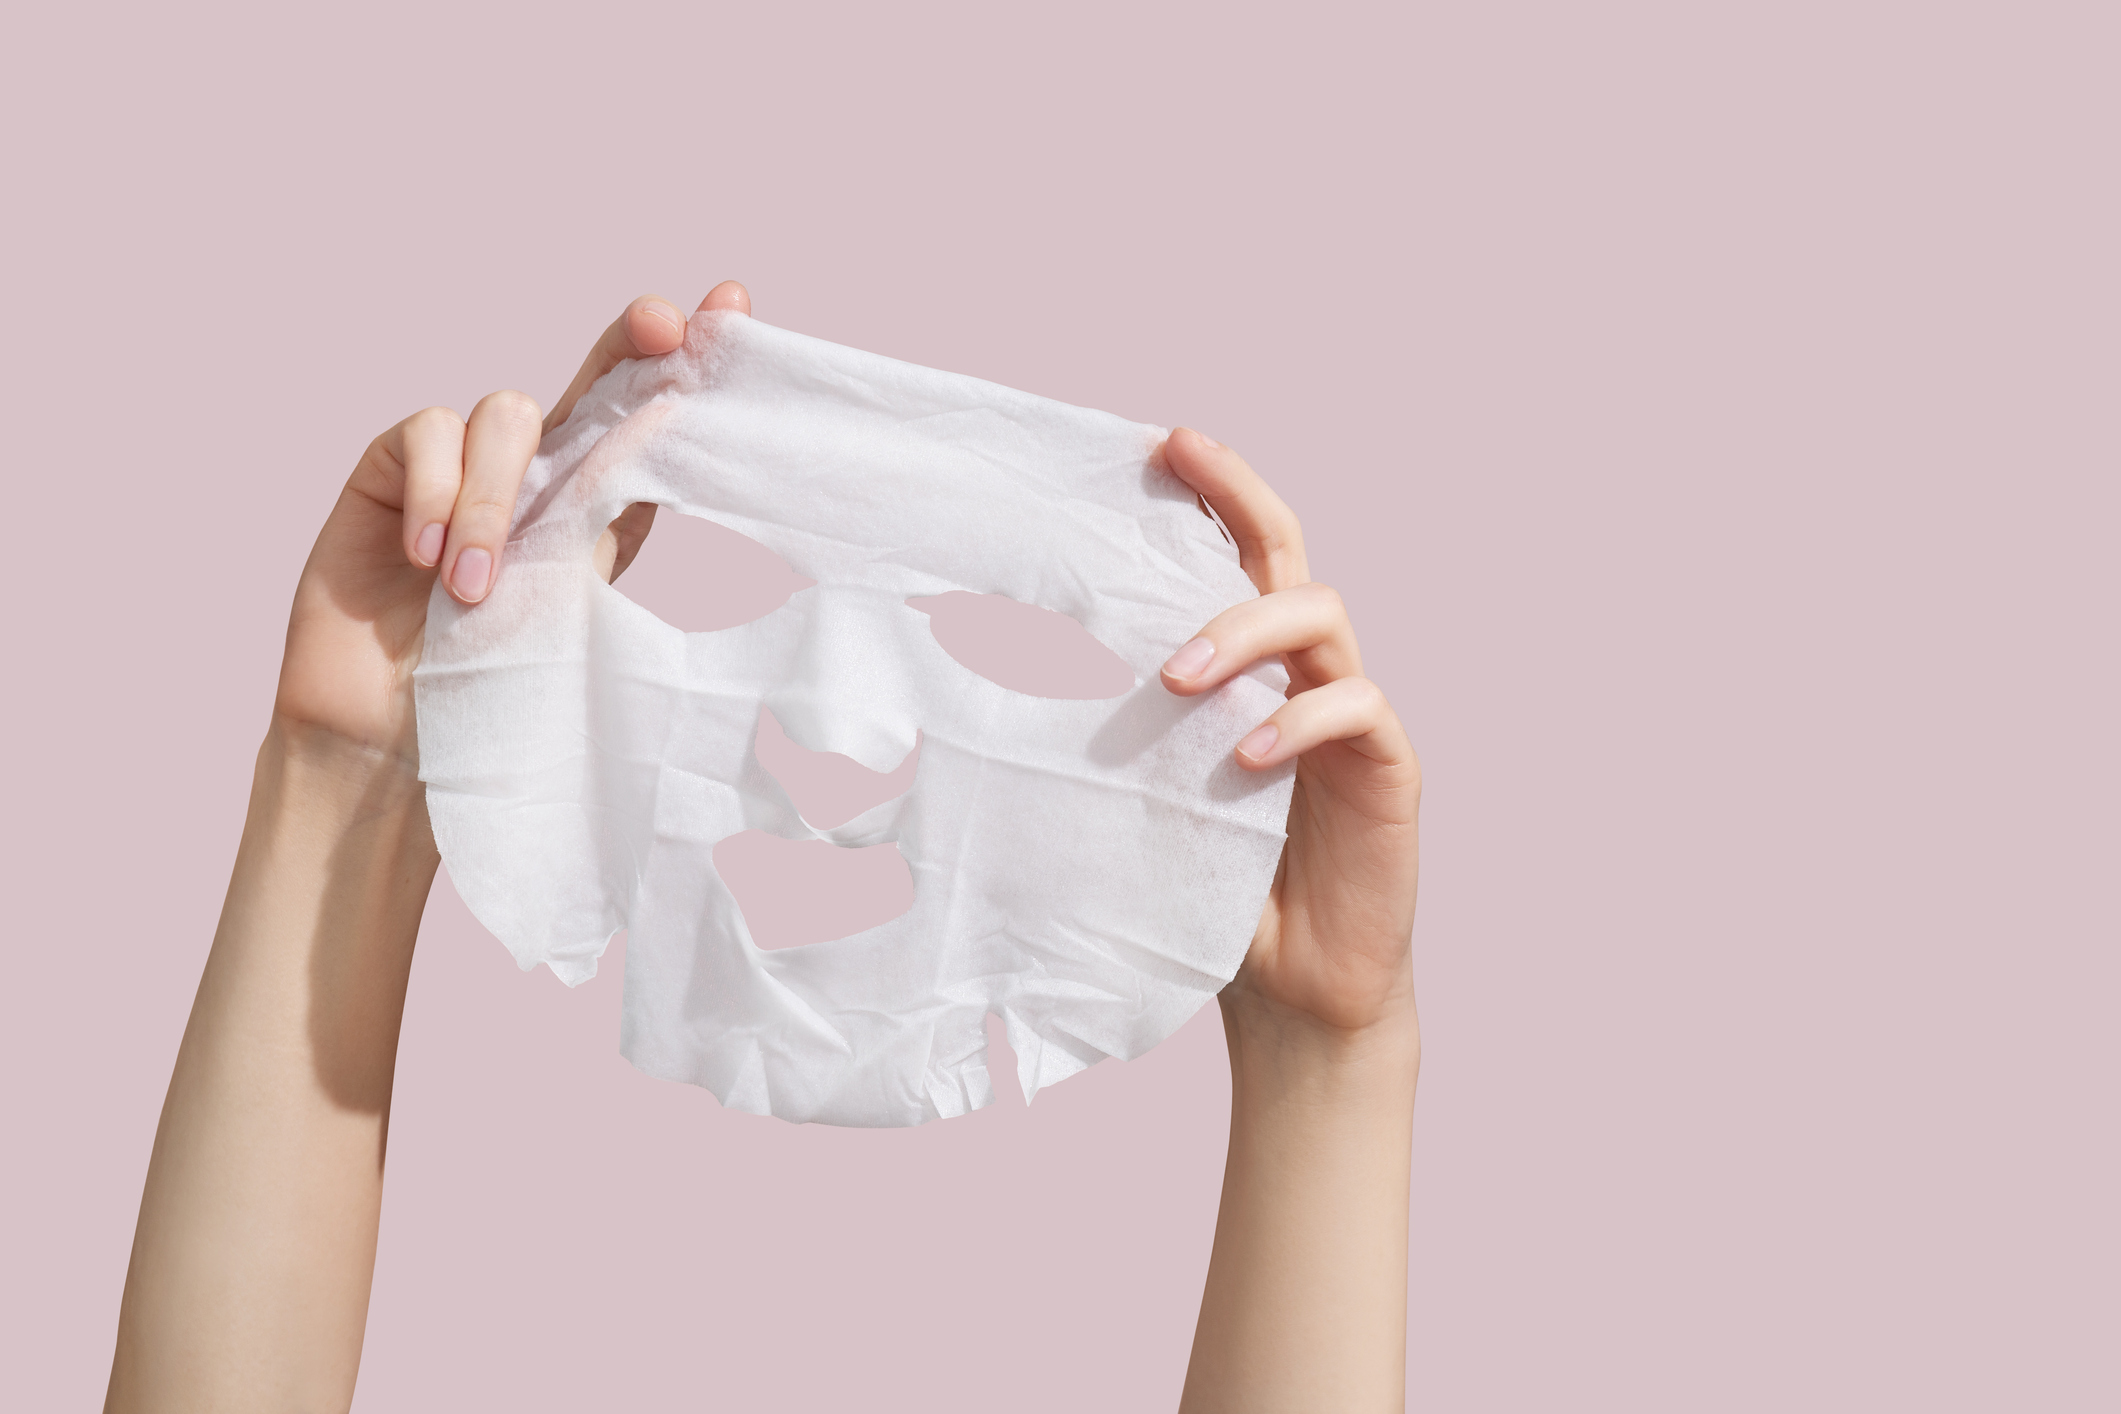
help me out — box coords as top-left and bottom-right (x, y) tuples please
(713, 832), (915, 951)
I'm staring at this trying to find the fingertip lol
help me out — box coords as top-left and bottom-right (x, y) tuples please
(448, 546), (494, 604)
(1172, 427), (1224, 460)
(1160, 635), (1217, 694)
(411, 520), (445, 568)
(1235, 722), (1281, 768)
(1162, 427), (1226, 491)
(698, 280), (752, 316)
(627, 296), (688, 354)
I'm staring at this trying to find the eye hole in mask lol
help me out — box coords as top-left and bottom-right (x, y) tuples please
(603, 504), (816, 631)
(908, 592), (1136, 700)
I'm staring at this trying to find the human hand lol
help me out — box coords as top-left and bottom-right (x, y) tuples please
(271, 282), (754, 766)
(1158, 430), (1421, 1040)
(105, 281), (756, 1412)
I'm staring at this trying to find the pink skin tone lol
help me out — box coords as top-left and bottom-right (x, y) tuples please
(1156, 431), (1421, 1413)
(105, 284), (1420, 1413)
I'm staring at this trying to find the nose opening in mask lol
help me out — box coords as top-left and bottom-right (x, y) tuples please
(601, 504), (815, 631)
(908, 591), (1136, 699)
(755, 707), (919, 829)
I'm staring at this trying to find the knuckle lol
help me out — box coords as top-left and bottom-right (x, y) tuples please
(459, 489), (515, 519)
(1343, 675), (1390, 715)
(479, 388), (545, 432)
(1303, 581), (1346, 617)
(399, 410), (465, 475)
(1262, 500), (1305, 546)
(409, 404), (465, 433)
(1254, 523), (1294, 558)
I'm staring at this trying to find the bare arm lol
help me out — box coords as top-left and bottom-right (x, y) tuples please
(105, 284), (751, 1411)
(104, 730), (435, 1408)
(1187, 995), (1419, 1410)
(1160, 429), (1423, 1412)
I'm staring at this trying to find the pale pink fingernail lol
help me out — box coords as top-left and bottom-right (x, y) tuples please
(414, 522), (445, 566)
(645, 301), (685, 339)
(452, 547), (493, 601)
(1163, 637), (1216, 680)
(1193, 429), (1223, 450)
(1237, 724), (1279, 760)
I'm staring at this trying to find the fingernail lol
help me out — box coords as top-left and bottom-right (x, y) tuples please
(1163, 637), (1216, 681)
(452, 547), (493, 601)
(646, 301), (686, 339)
(1237, 724), (1279, 761)
(1194, 429), (1223, 450)
(414, 522), (445, 566)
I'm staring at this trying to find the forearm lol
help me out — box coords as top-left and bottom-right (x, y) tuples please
(108, 721), (438, 1413)
(1181, 986), (1419, 1413)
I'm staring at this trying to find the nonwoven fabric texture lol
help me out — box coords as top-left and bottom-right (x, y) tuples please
(415, 311), (1295, 1127)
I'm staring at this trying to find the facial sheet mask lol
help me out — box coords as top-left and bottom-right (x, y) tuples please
(416, 312), (1295, 1126)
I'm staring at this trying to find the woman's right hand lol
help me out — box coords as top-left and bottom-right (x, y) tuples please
(271, 281), (754, 768)
(108, 281), (756, 1414)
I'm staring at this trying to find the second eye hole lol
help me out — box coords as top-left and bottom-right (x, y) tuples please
(606, 505), (815, 631)
(909, 592), (1135, 700)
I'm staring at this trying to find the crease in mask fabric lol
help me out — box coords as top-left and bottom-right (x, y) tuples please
(415, 310), (1296, 1127)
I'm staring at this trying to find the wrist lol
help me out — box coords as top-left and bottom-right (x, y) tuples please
(252, 715), (438, 873)
(1218, 977), (1420, 1106)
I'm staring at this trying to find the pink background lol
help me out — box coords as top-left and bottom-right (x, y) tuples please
(3, 3), (2114, 1409)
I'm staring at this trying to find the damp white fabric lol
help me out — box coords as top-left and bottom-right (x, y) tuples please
(415, 311), (1294, 1126)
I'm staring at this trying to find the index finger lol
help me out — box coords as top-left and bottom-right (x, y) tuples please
(543, 281), (754, 433)
(1161, 427), (1310, 594)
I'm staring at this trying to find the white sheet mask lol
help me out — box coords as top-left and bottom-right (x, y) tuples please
(415, 312), (1295, 1126)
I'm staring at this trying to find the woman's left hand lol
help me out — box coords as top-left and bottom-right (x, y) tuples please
(1157, 428), (1422, 1038)
(1163, 428), (1422, 1414)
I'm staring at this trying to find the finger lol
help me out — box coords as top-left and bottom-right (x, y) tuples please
(1234, 676), (1413, 772)
(697, 280), (751, 315)
(1161, 427), (1309, 594)
(439, 389), (542, 605)
(543, 293), (691, 434)
(1160, 581), (1361, 697)
(568, 283), (751, 581)
(392, 407), (467, 567)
